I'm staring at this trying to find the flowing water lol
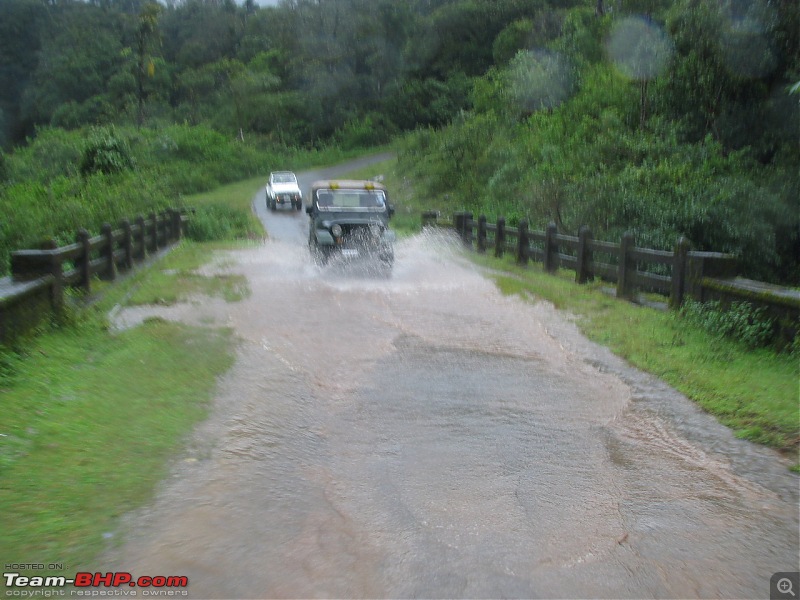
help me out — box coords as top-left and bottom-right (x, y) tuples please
(105, 158), (799, 599)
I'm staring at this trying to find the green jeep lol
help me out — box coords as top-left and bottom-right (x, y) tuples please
(306, 179), (395, 268)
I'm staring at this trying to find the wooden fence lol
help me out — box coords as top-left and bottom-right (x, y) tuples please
(0, 209), (188, 344)
(423, 210), (799, 339)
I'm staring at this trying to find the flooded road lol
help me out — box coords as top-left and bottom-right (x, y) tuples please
(107, 157), (799, 599)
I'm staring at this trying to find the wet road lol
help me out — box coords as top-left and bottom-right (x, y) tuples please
(107, 156), (799, 599)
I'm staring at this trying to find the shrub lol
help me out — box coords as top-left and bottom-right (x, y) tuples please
(680, 299), (777, 349)
(185, 203), (257, 242)
(79, 127), (136, 176)
(5, 128), (83, 183)
(333, 113), (397, 151)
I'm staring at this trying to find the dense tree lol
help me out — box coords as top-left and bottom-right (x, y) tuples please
(0, 0), (45, 145)
(660, 0), (799, 156)
(21, 3), (127, 128)
(135, 2), (162, 126)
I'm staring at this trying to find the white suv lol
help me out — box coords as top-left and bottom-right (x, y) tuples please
(266, 171), (302, 211)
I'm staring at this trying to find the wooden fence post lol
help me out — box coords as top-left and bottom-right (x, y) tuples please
(463, 212), (473, 247)
(121, 219), (134, 270)
(453, 212), (466, 244)
(161, 211), (170, 242)
(670, 236), (690, 309)
(617, 231), (635, 300)
(162, 211), (170, 244)
(49, 252), (64, 314)
(477, 215), (487, 253)
(101, 223), (116, 281)
(495, 217), (505, 258)
(157, 211), (165, 247)
(39, 240), (64, 314)
(544, 222), (558, 273)
(421, 211), (438, 228)
(149, 211), (158, 252)
(576, 225), (593, 283)
(516, 219), (529, 265)
(76, 228), (91, 293)
(136, 215), (147, 259)
(171, 209), (183, 242)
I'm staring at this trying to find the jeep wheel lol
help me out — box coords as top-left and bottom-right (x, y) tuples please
(311, 245), (331, 265)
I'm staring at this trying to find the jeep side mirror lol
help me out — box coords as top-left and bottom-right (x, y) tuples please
(306, 205), (313, 215)
(388, 205), (395, 218)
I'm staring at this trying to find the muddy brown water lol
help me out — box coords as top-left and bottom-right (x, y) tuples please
(105, 157), (799, 599)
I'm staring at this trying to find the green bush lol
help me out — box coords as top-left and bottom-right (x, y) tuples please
(5, 128), (83, 184)
(185, 203), (257, 242)
(680, 299), (777, 349)
(0, 123), (275, 276)
(79, 126), (136, 176)
(159, 162), (220, 196)
(333, 113), (398, 151)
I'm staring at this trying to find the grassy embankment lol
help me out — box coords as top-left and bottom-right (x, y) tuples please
(0, 186), (263, 584)
(345, 156), (800, 463)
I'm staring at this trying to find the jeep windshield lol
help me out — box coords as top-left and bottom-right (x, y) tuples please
(315, 189), (387, 212)
(273, 173), (297, 184)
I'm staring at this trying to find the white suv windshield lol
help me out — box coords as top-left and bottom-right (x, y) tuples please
(273, 173), (296, 183)
(315, 189), (386, 212)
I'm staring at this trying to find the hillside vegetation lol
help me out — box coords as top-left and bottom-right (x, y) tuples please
(0, 0), (797, 283)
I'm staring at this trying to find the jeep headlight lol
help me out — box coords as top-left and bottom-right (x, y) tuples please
(331, 224), (343, 237)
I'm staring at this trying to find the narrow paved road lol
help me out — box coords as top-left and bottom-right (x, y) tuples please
(107, 156), (799, 599)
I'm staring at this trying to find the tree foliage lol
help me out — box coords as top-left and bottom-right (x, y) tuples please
(399, 0), (799, 284)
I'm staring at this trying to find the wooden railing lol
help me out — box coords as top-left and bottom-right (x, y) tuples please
(1, 209), (188, 343)
(423, 210), (799, 339)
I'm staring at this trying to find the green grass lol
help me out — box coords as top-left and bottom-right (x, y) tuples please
(185, 175), (266, 214)
(474, 253), (799, 456)
(121, 241), (251, 306)
(0, 316), (234, 582)
(181, 177), (267, 242)
(0, 242), (242, 585)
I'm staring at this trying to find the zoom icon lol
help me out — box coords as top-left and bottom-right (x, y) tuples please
(772, 572), (799, 600)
